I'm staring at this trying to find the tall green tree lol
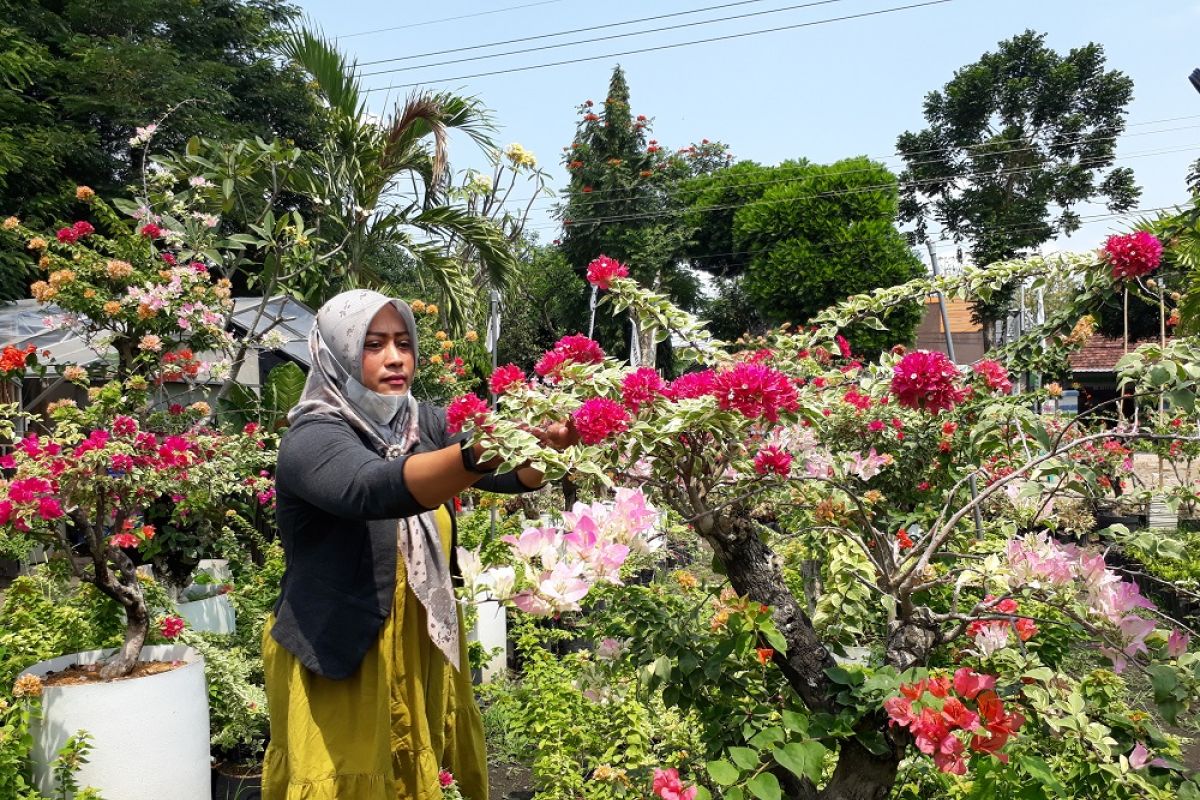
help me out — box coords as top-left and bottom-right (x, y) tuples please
(896, 30), (1140, 347)
(557, 66), (725, 367)
(683, 159), (925, 354)
(280, 29), (518, 331)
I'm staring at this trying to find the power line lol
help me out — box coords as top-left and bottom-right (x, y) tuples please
(357, 0), (784, 67)
(336, 0), (573, 40)
(361, 0), (955, 94)
(521, 142), (1199, 230)
(506, 121), (1200, 212)
(666, 205), (1180, 265)
(358, 0), (852, 77)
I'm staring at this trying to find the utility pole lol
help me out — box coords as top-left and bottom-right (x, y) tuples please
(926, 239), (956, 363)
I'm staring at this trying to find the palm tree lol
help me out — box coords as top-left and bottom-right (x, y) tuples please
(280, 28), (517, 331)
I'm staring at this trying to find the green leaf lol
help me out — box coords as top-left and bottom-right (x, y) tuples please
(762, 626), (787, 654)
(824, 665), (862, 685)
(773, 741), (825, 783)
(746, 772), (781, 800)
(706, 760), (739, 787)
(1147, 664), (1179, 703)
(781, 710), (809, 735)
(728, 746), (759, 771)
(1017, 754), (1066, 794)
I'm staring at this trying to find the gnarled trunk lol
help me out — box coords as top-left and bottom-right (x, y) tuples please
(700, 509), (905, 800)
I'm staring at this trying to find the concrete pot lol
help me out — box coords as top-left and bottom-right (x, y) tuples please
(469, 600), (507, 683)
(176, 592), (237, 635)
(20, 644), (210, 800)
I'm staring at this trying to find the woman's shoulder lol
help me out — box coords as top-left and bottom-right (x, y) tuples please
(417, 401), (450, 444)
(279, 414), (360, 456)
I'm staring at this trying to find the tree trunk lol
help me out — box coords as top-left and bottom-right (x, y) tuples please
(100, 595), (150, 680)
(700, 509), (905, 800)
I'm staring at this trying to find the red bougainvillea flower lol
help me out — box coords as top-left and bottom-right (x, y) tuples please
(666, 370), (716, 400)
(534, 334), (606, 381)
(755, 647), (774, 665)
(952, 667), (996, 700)
(488, 364), (527, 395)
(621, 367), (666, 412)
(445, 393), (491, 434)
(159, 615), (185, 639)
(973, 359), (1012, 394)
(1104, 231), (1162, 280)
(712, 362), (799, 422)
(891, 350), (967, 413)
(572, 397), (629, 445)
(835, 334), (853, 360)
(56, 227), (80, 244)
(585, 254), (630, 290)
(753, 445), (792, 477)
(140, 223), (163, 239)
(0, 344), (36, 374)
(72, 220), (94, 237)
(438, 771), (454, 788)
(896, 528), (914, 549)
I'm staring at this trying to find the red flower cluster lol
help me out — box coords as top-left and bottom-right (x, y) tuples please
(585, 255), (629, 290)
(438, 771), (454, 788)
(55, 220), (95, 243)
(621, 367), (666, 412)
(140, 223), (163, 239)
(0, 343), (36, 375)
(972, 359), (1012, 394)
(967, 596), (1038, 641)
(891, 350), (967, 413)
(896, 528), (914, 549)
(884, 668), (1023, 774)
(160, 348), (200, 382)
(666, 370), (715, 400)
(534, 335), (605, 381)
(1104, 231), (1162, 280)
(488, 364), (527, 395)
(843, 388), (872, 411)
(711, 362), (799, 422)
(835, 334), (853, 360)
(753, 445), (792, 477)
(445, 393), (491, 435)
(159, 615), (185, 639)
(572, 397), (629, 445)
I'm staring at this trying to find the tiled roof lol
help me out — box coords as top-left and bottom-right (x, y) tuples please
(1069, 335), (1168, 373)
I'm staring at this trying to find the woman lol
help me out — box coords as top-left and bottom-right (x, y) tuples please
(263, 290), (571, 800)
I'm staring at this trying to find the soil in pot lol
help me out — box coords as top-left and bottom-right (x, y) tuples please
(42, 659), (185, 687)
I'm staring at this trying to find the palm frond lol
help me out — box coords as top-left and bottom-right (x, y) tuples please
(382, 92), (450, 186)
(411, 206), (519, 293)
(280, 27), (364, 122)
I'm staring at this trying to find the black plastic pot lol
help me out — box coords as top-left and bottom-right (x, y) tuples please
(212, 763), (263, 800)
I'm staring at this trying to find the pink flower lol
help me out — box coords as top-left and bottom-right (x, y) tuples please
(891, 350), (966, 413)
(1104, 231), (1162, 280)
(753, 445), (792, 477)
(72, 220), (95, 237)
(140, 223), (163, 239)
(112, 415), (138, 436)
(1168, 629), (1190, 658)
(572, 397), (629, 445)
(501, 526), (559, 561)
(111, 532), (139, 548)
(159, 615), (185, 639)
(712, 362), (799, 422)
(952, 667), (996, 701)
(585, 255), (629, 290)
(36, 496), (63, 520)
(438, 770), (454, 788)
(488, 364), (527, 395)
(445, 394), (491, 434)
(666, 369), (715, 400)
(867, 419), (885, 432)
(56, 226), (80, 244)
(534, 334), (605, 380)
(652, 768), (697, 800)
(973, 359), (1012, 393)
(884, 696), (915, 727)
(621, 367), (666, 412)
(835, 334), (853, 360)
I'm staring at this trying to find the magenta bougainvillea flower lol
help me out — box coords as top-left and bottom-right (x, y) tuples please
(534, 334), (606, 380)
(972, 359), (1012, 394)
(585, 255), (629, 290)
(572, 397), (629, 445)
(1103, 231), (1162, 280)
(620, 367), (666, 412)
(445, 393), (491, 434)
(890, 350), (967, 413)
(488, 364), (527, 395)
(712, 362), (799, 422)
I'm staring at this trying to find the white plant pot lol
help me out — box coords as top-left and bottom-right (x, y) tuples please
(468, 600), (507, 683)
(176, 592), (237, 635)
(20, 644), (210, 800)
(196, 558), (232, 582)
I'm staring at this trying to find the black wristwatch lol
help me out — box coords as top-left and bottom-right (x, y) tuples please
(460, 440), (497, 474)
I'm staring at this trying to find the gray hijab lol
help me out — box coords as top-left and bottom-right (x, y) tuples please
(289, 289), (461, 670)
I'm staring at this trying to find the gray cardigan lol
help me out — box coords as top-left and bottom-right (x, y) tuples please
(270, 403), (528, 679)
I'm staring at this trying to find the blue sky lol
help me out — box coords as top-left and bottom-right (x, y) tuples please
(296, 0), (1200, 263)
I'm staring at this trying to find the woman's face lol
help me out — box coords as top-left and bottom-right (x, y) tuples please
(361, 304), (415, 395)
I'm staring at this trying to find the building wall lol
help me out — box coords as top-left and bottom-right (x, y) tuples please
(915, 299), (986, 364)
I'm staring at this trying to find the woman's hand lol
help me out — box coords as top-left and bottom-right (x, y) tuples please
(529, 419), (580, 451)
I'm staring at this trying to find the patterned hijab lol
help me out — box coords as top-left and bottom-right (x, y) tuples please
(289, 289), (461, 670)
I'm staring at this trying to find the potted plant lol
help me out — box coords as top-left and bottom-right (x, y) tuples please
(0, 193), (275, 799)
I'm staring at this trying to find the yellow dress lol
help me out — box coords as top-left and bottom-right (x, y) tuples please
(262, 506), (488, 800)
